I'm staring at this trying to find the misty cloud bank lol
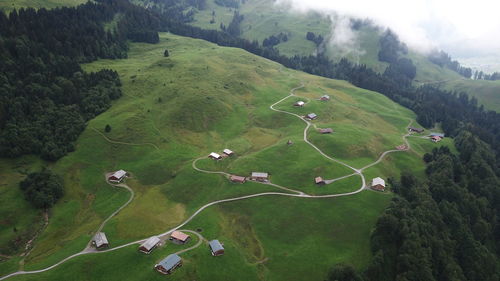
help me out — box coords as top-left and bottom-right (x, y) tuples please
(276, 0), (500, 58)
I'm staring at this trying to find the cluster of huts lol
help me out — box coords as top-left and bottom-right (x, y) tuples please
(228, 172), (270, 184)
(409, 127), (445, 143)
(92, 229), (225, 276)
(154, 234), (225, 275)
(209, 149), (234, 160)
(154, 239), (224, 275)
(313, 176), (386, 192)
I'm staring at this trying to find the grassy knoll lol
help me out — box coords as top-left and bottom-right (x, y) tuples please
(0, 0), (86, 12)
(1, 32), (441, 280)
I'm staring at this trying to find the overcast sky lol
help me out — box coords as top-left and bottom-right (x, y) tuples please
(277, 0), (500, 57)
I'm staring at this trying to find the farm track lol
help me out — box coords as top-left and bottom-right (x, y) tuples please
(91, 127), (160, 150)
(0, 80), (413, 280)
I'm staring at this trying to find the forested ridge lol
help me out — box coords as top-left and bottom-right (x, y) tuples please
(0, 0), (161, 160)
(327, 133), (500, 281)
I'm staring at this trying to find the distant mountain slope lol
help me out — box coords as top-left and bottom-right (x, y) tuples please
(183, 0), (500, 112)
(0, 0), (86, 11)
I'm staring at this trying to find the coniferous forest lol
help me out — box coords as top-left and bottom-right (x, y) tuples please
(0, 0), (161, 160)
(0, 1), (499, 280)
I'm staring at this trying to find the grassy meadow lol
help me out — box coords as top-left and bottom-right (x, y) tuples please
(0, 32), (454, 280)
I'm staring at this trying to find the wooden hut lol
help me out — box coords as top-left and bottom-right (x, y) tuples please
(371, 177), (386, 191)
(250, 172), (269, 182)
(155, 254), (182, 275)
(138, 236), (161, 254)
(170, 231), (190, 244)
(209, 152), (222, 160)
(209, 240), (224, 256)
(230, 175), (246, 183)
(315, 177), (325, 185)
(93, 232), (109, 250)
(108, 170), (127, 183)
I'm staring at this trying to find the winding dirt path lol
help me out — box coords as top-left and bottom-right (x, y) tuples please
(0, 80), (414, 280)
(91, 127), (160, 150)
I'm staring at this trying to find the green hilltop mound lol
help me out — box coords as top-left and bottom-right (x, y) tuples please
(0, 33), (455, 281)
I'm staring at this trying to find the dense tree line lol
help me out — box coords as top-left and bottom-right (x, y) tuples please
(221, 10), (244, 37)
(306, 31), (324, 46)
(262, 32), (288, 48)
(377, 29), (408, 63)
(0, 0), (164, 160)
(20, 169), (64, 209)
(428, 50), (472, 78)
(474, 70), (500, 81)
(328, 132), (500, 281)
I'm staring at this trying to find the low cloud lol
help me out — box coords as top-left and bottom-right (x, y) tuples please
(328, 15), (366, 63)
(276, 0), (500, 56)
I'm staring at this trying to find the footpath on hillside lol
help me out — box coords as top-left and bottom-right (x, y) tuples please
(0, 79), (414, 280)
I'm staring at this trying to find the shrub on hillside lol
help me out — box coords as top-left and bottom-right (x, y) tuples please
(20, 170), (64, 209)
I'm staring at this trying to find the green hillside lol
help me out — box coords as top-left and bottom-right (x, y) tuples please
(0, 33), (454, 281)
(441, 79), (500, 112)
(0, 0), (86, 11)
(184, 0), (500, 112)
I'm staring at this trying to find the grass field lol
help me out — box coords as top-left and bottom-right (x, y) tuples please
(0, 32), (454, 280)
(440, 78), (500, 112)
(0, 0), (86, 12)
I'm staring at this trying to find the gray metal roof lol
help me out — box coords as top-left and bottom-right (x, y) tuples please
(111, 170), (126, 179)
(372, 177), (386, 187)
(251, 172), (268, 178)
(140, 236), (160, 251)
(430, 132), (445, 137)
(158, 254), (181, 270)
(209, 240), (224, 252)
(307, 113), (317, 118)
(93, 232), (108, 248)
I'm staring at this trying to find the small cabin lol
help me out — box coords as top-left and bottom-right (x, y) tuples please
(250, 172), (269, 182)
(294, 101), (305, 107)
(230, 175), (246, 184)
(108, 170), (127, 183)
(319, 128), (333, 134)
(320, 95), (330, 101)
(209, 152), (222, 160)
(408, 127), (424, 133)
(223, 149), (234, 156)
(287, 140), (293, 146)
(209, 240), (225, 256)
(305, 113), (317, 120)
(315, 177), (325, 185)
(93, 232), (109, 250)
(430, 132), (445, 138)
(155, 254), (182, 275)
(371, 177), (386, 191)
(139, 236), (161, 254)
(170, 231), (190, 244)
(431, 136), (442, 142)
